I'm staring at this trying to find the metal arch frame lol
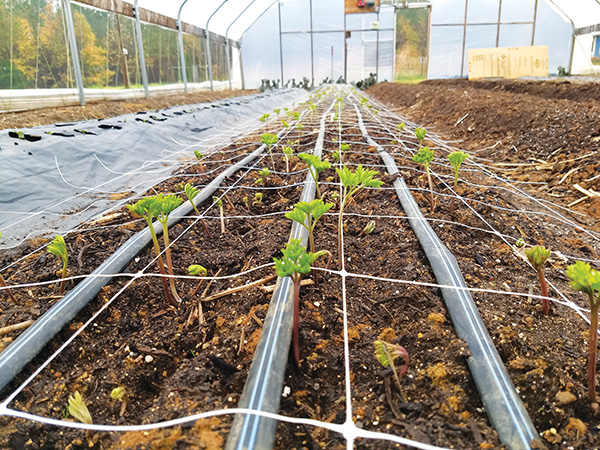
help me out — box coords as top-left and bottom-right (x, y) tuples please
(225, 0), (259, 90)
(206, 0), (230, 91)
(177, 0), (191, 93)
(61, 0), (85, 105)
(134, 0), (149, 98)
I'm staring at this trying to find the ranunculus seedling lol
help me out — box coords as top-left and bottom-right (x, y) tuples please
(68, 391), (92, 425)
(261, 133), (278, 169)
(336, 165), (384, 269)
(525, 245), (551, 315)
(184, 183), (211, 237)
(253, 192), (263, 206)
(415, 127), (426, 146)
(48, 235), (68, 295)
(374, 340), (409, 400)
(0, 230), (16, 303)
(259, 113), (270, 122)
(397, 123), (405, 132)
(128, 197), (173, 304)
(297, 153), (331, 199)
(412, 146), (436, 211)
(212, 196), (226, 234)
(110, 386), (128, 417)
(273, 239), (327, 366)
(566, 260), (600, 403)
(188, 264), (208, 298)
(285, 199), (334, 255)
(194, 150), (204, 160)
(282, 146), (294, 173)
(155, 194), (184, 303)
(448, 150), (469, 213)
(273, 108), (280, 115)
(281, 120), (290, 128)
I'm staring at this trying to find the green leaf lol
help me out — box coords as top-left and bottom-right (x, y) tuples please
(261, 133), (278, 148)
(212, 196), (223, 208)
(259, 168), (271, 178)
(111, 386), (126, 401)
(340, 143), (350, 152)
(48, 235), (68, 265)
(412, 146), (434, 170)
(374, 340), (409, 376)
(194, 150), (204, 160)
(127, 196), (160, 220)
(273, 239), (324, 278)
(448, 151), (469, 172)
(566, 261), (600, 297)
(188, 264), (207, 277)
(68, 391), (93, 424)
(297, 153), (331, 173)
(259, 113), (270, 122)
(156, 194), (183, 218)
(184, 183), (199, 202)
(282, 146), (294, 157)
(337, 165), (384, 190)
(415, 127), (426, 143)
(525, 245), (551, 270)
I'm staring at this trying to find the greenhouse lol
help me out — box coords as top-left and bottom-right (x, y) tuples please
(0, 0), (600, 449)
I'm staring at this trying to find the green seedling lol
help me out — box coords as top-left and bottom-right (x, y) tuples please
(360, 97), (368, 106)
(336, 165), (384, 269)
(515, 238), (525, 248)
(259, 113), (270, 122)
(308, 102), (316, 120)
(296, 124), (304, 131)
(242, 196), (249, 208)
(68, 391), (92, 425)
(110, 386), (128, 417)
(415, 127), (426, 146)
(297, 153), (331, 199)
(213, 196), (226, 235)
(128, 197), (173, 305)
(292, 112), (300, 120)
(525, 245), (551, 315)
(188, 264), (208, 298)
(259, 167), (271, 178)
(566, 261), (600, 403)
(374, 340), (409, 401)
(359, 220), (376, 236)
(412, 146), (436, 211)
(282, 120), (290, 128)
(253, 192), (263, 206)
(273, 239), (327, 366)
(194, 150), (204, 160)
(274, 108), (281, 115)
(0, 231), (17, 303)
(155, 194), (184, 303)
(397, 123), (405, 132)
(285, 199), (334, 255)
(48, 235), (68, 295)
(282, 146), (294, 173)
(184, 183), (211, 237)
(261, 133), (278, 169)
(448, 151), (469, 213)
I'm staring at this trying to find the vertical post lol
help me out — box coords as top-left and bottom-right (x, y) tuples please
(460, 0), (469, 78)
(177, 0), (190, 93)
(331, 46), (334, 80)
(278, 0), (284, 86)
(206, 0), (229, 91)
(116, 14), (130, 88)
(134, 0), (149, 98)
(425, 5), (432, 79)
(344, 14), (348, 82)
(309, 0), (314, 84)
(496, 0), (502, 47)
(62, 0), (85, 105)
(226, 0), (257, 90)
(375, 8), (380, 82)
(531, 0), (539, 45)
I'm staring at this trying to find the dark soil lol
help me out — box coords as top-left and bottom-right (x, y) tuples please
(0, 78), (599, 449)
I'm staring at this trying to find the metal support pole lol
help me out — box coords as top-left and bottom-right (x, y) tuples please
(425, 5), (432, 79)
(531, 0), (539, 45)
(134, 0), (149, 98)
(496, 0), (502, 47)
(376, 8), (380, 82)
(460, 0), (469, 78)
(226, 0), (257, 90)
(344, 14), (348, 82)
(278, 0), (284, 86)
(206, 0), (229, 91)
(309, 0), (314, 84)
(62, 0), (85, 105)
(177, 0), (190, 93)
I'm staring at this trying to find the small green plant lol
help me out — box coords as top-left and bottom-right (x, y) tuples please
(0, 231), (16, 303)
(412, 146), (436, 211)
(253, 192), (263, 206)
(273, 239), (327, 366)
(566, 261), (600, 403)
(242, 196), (248, 208)
(360, 220), (376, 236)
(447, 151), (469, 213)
(188, 264), (208, 298)
(274, 108), (281, 115)
(297, 153), (331, 199)
(282, 146), (294, 173)
(259, 113), (270, 122)
(415, 127), (426, 146)
(194, 150), (204, 160)
(128, 197), (173, 304)
(261, 133), (278, 169)
(296, 123), (304, 131)
(285, 199), (334, 255)
(360, 97), (368, 107)
(212, 196), (226, 235)
(155, 194), (184, 303)
(259, 167), (271, 178)
(184, 183), (211, 237)
(281, 120), (290, 128)
(292, 111), (300, 120)
(374, 340), (409, 401)
(68, 391), (92, 424)
(397, 123), (405, 132)
(525, 245), (551, 315)
(48, 235), (68, 295)
(110, 386), (128, 417)
(336, 165), (383, 269)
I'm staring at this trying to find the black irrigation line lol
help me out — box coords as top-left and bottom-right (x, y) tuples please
(0, 119), (301, 396)
(225, 96), (335, 450)
(351, 97), (539, 450)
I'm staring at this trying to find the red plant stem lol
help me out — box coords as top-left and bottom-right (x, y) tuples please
(162, 225), (182, 304)
(58, 260), (68, 296)
(426, 170), (435, 212)
(147, 222), (174, 306)
(449, 177), (458, 214)
(0, 273), (17, 303)
(588, 298), (598, 403)
(190, 279), (205, 298)
(538, 268), (549, 315)
(292, 275), (301, 367)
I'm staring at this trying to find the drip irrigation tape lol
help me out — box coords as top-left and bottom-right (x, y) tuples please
(354, 103), (538, 450)
(0, 128), (292, 395)
(225, 99), (334, 450)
